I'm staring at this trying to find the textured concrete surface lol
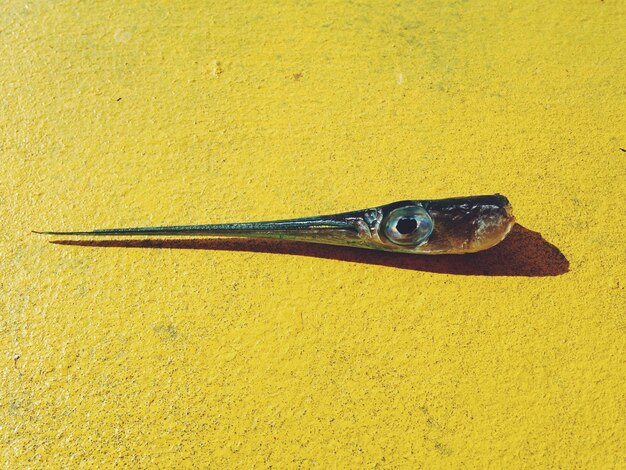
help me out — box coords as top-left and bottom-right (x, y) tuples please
(1, 0), (625, 467)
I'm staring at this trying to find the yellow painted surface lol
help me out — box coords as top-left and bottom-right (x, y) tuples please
(2, 0), (625, 467)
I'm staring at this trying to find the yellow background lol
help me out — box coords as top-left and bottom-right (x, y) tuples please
(2, 0), (625, 467)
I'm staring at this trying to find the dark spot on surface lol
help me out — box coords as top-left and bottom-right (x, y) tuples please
(620, 148), (625, 152)
(434, 441), (452, 455)
(116, 97), (122, 101)
(153, 324), (177, 341)
(396, 217), (417, 234)
(293, 73), (303, 81)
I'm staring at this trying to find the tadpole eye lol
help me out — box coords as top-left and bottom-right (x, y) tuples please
(384, 206), (433, 246)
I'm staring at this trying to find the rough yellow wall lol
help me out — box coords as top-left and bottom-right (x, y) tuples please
(2, 0), (625, 467)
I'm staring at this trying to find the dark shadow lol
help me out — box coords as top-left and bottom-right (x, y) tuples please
(51, 224), (568, 277)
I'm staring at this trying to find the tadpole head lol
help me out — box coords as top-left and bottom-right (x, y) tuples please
(419, 194), (515, 254)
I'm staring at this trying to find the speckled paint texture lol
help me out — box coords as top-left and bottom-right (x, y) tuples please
(1, 0), (625, 467)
